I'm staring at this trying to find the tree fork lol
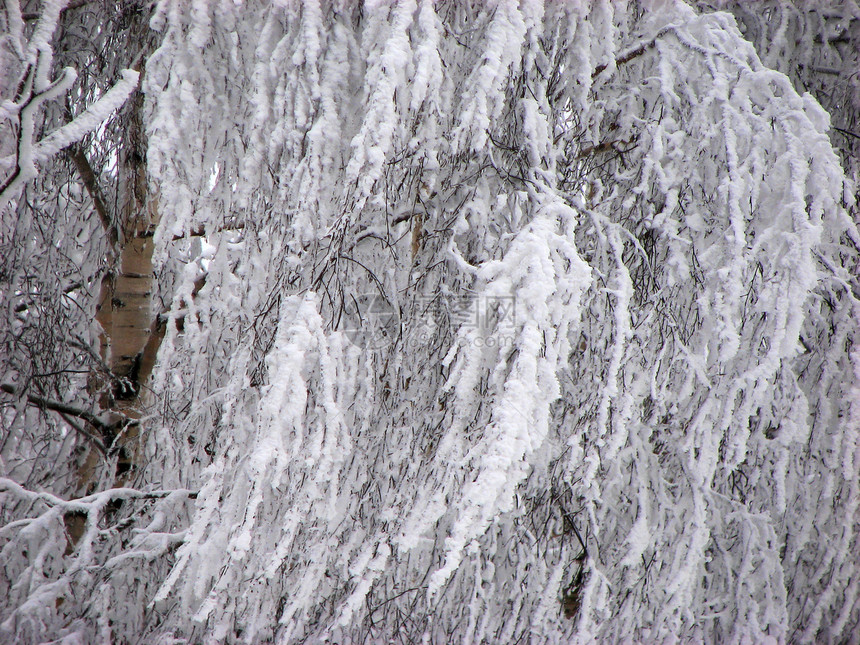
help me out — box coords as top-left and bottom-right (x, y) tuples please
(82, 24), (159, 489)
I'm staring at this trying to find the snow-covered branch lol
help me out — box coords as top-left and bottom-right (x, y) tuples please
(0, 2), (138, 209)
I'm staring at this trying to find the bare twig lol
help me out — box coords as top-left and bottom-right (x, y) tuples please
(833, 126), (860, 141)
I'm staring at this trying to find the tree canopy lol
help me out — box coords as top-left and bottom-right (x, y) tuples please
(1, 1), (858, 643)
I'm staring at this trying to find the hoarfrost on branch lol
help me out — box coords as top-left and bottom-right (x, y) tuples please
(1, 1), (859, 643)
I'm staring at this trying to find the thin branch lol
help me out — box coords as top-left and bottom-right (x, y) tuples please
(21, 0), (95, 21)
(66, 144), (117, 246)
(0, 384), (134, 446)
(577, 138), (637, 158)
(593, 37), (660, 78)
(56, 411), (108, 457)
(833, 126), (860, 141)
